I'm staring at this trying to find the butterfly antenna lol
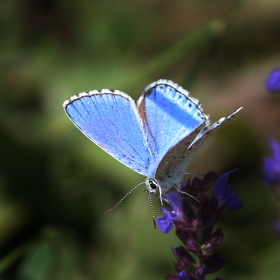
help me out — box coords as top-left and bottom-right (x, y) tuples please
(105, 182), (145, 214)
(147, 191), (157, 229)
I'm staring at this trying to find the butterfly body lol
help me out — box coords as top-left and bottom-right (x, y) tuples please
(63, 79), (242, 202)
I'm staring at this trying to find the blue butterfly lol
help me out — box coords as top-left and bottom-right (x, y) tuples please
(63, 79), (242, 206)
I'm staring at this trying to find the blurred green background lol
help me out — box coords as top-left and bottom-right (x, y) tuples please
(1, 0), (280, 279)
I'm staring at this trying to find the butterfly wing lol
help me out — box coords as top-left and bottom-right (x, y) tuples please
(155, 107), (242, 182)
(63, 89), (153, 175)
(137, 79), (208, 177)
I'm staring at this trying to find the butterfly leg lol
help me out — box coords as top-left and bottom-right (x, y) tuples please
(158, 186), (164, 205)
(174, 185), (200, 203)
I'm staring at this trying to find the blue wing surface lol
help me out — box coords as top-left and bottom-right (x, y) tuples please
(137, 80), (207, 175)
(63, 90), (153, 175)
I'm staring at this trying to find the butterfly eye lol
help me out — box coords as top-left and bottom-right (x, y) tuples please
(149, 179), (158, 190)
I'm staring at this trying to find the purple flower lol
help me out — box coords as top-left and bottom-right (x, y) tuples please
(213, 170), (243, 210)
(156, 192), (183, 233)
(262, 138), (280, 186)
(266, 68), (280, 92)
(157, 207), (176, 233)
(156, 171), (242, 279)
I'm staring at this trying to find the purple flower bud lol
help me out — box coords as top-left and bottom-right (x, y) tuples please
(195, 266), (206, 279)
(175, 228), (191, 245)
(199, 171), (217, 192)
(178, 270), (191, 280)
(166, 270), (191, 280)
(266, 68), (280, 92)
(172, 246), (197, 274)
(186, 236), (200, 253)
(202, 253), (226, 273)
(201, 229), (223, 255)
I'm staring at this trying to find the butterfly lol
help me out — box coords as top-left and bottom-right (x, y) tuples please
(63, 79), (242, 206)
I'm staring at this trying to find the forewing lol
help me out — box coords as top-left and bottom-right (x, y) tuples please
(137, 80), (207, 168)
(63, 90), (153, 175)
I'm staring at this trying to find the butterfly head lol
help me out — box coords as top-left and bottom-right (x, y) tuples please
(145, 178), (165, 205)
(145, 178), (159, 193)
